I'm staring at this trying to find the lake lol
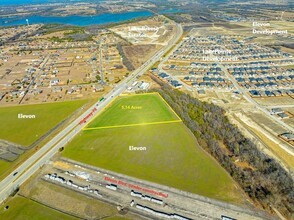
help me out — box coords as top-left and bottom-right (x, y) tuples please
(0, 0), (94, 5)
(0, 11), (154, 27)
(159, 9), (183, 14)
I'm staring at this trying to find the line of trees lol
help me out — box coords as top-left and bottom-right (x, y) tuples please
(116, 43), (135, 71)
(149, 77), (294, 219)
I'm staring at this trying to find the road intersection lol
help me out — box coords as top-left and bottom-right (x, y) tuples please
(0, 19), (183, 204)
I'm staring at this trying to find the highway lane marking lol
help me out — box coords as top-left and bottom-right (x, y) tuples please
(82, 95), (119, 128)
(3, 101), (108, 196)
(0, 23), (183, 202)
(83, 120), (182, 131)
(3, 57), (177, 194)
(0, 125), (79, 201)
(1, 108), (91, 196)
(10, 123), (79, 186)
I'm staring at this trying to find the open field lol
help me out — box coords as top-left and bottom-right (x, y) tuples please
(254, 97), (294, 107)
(0, 100), (88, 146)
(86, 93), (180, 129)
(123, 44), (159, 68)
(63, 94), (246, 204)
(21, 178), (139, 220)
(110, 16), (172, 46)
(249, 125), (294, 169)
(63, 124), (243, 203)
(0, 196), (77, 220)
(0, 161), (10, 176)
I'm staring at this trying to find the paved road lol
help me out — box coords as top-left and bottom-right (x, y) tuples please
(0, 20), (183, 204)
(265, 105), (294, 108)
(218, 62), (294, 134)
(19, 54), (50, 104)
(58, 158), (276, 220)
(157, 34), (194, 93)
(159, 42), (294, 134)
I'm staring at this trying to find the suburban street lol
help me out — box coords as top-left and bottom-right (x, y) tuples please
(18, 53), (50, 104)
(219, 63), (294, 134)
(157, 44), (294, 156)
(0, 19), (183, 204)
(0, 15), (287, 220)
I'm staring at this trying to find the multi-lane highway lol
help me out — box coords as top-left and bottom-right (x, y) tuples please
(0, 19), (183, 204)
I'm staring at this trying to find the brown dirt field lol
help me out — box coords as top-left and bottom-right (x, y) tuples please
(250, 127), (294, 170)
(236, 116), (294, 170)
(37, 31), (71, 39)
(214, 22), (247, 29)
(123, 44), (158, 68)
(23, 179), (139, 220)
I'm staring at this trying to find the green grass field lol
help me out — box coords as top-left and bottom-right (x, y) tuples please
(0, 160), (10, 175)
(285, 64), (294, 69)
(86, 93), (180, 129)
(0, 100), (88, 146)
(0, 196), (77, 220)
(63, 93), (245, 204)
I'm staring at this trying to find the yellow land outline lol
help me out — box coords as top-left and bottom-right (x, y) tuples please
(120, 92), (158, 97)
(83, 119), (182, 131)
(83, 92), (182, 130)
(83, 95), (119, 128)
(121, 92), (182, 120)
(156, 92), (182, 121)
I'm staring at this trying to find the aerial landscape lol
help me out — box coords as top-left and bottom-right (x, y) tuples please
(0, 0), (293, 220)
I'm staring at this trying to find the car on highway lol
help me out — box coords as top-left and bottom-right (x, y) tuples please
(13, 172), (18, 176)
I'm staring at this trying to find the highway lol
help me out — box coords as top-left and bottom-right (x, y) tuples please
(157, 34), (195, 93)
(0, 20), (183, 204)
(265, 105), (294, 108)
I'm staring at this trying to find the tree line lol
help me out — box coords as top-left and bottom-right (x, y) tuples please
(149, 76), (294, 219)
(116, 44), (135, 71)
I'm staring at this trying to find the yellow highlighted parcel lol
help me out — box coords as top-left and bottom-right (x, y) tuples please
(83, 92), (182, 131)
(83, 119), (182, 131)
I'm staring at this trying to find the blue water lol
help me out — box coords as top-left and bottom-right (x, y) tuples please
(1, 0), (108, 5)
(0, 11), (153, 27)
(0, 0), (91, 5)
(0, 0), (50, 5)
(159, 9), (183, 14)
